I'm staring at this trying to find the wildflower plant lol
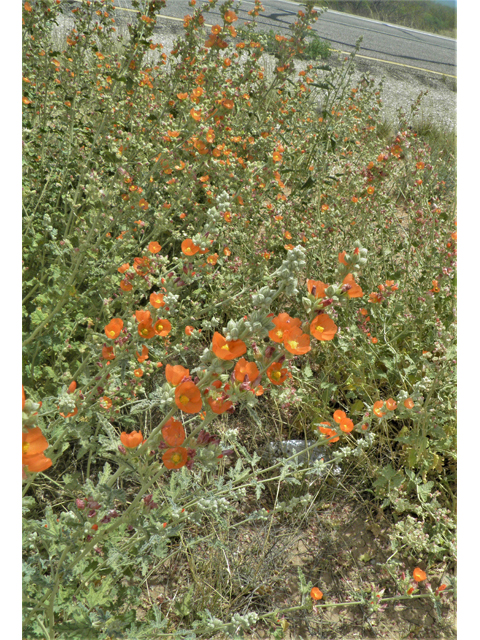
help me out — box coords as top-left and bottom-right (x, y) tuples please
(22, 0), (455, 637)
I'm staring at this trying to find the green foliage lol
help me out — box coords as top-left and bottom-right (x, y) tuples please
(256, 28), (331, 61)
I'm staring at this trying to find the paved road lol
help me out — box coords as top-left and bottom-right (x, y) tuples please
(109, 0), (456, 77)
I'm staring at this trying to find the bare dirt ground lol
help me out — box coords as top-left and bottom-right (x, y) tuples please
(136, 467), (456, 640)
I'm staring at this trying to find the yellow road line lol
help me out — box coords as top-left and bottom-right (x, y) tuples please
(331, 48), (457, 79)
(70, 2), (457, 79)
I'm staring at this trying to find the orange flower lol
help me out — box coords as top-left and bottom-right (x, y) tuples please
(150, 292), (165, 309)
(339, 418), (354, 433)
(386, 398), (397, 411)
(118, 263), (130, 274)
(208, 396), (233, 414)
(413, 567), (427, 583)
(138, 321), (156, 339)
(367, 186), (375, 195)
(430, 280), (440, 293)
(120, 279), (133, 292)
(162, 418), (186, 446)
(234, 358), (260, 382)
(283, 326), (311, 355)
(369, 292), (383, 303)
(333, 410), (346, 424)
(310, 314), (337, 341)
(211, 332), (247, 360)
(175, 381), (202, 413)
(22, 427), (52, 473)
(148, 241), (161, 254)
(194, 139), (208, 154)
(24, 2), (32, 11)
(162, 447), (188, 470)
(120, 431), (143, 448)
(105, 318), (123, 339)
(307, 279), (328, 299)
(222, 99), (234, 109)
(224, 9), (238, 23)
(391, 144), (402, 157)
(133, 256), (151, 276)
(373, 401), (386, 417)
(135, 309), (152, 324)
(136, 345), (149, 363)
(177, 92), (188, 100)
(134, 368), (144, 378)
(267, 362), (288, 385)
(181, 238), (200, 256)
(223, 247), (231, 256)
(166, 364), (190, 386)
(67, 381), (77, 394)
(185, 325), (195, 336)
(154, 319), (172, 336)
(317, 422), (339, 443)
(310, 587), (323, 600)
(268, 313), (302, 343)
(207, 253), (218, 265)
(451, 231), (457, 241)
(338, 250), (348, 266)
(190, 108), (202, 121)
(99, 396), (112, 409)
(404, 398), (414, 409)
(343, 274), (363, 298)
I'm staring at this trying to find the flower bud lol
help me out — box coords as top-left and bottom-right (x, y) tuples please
(264, 346), (276, 358)
(24, 399), (40, 414)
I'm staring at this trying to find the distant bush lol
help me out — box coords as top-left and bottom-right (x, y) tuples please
(257, 28), (331, 61)
(325, 0), (456, 35)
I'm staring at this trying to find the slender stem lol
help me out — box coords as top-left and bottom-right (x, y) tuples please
(86, 420), (103, 480)
(47, 546), (69, 638)
(22, 476), (36, 498)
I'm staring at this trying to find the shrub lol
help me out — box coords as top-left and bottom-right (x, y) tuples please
(22, 0), (456, 637)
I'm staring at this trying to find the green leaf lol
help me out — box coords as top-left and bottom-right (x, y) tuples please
(299, 176), (315, 190)
(351, 399), (364, 413)
(303, 363), (313, 379)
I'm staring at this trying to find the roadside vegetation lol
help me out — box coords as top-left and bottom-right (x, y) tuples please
(22, 1), (456, 638)
(323, 0), (457, 38)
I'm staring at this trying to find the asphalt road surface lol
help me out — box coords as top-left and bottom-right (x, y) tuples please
(108, 0), (456, 78)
